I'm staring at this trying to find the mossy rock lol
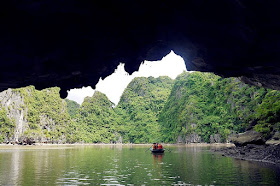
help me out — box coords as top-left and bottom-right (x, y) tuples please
(230, 130), (265, 146)
(272, 132), (280, 140)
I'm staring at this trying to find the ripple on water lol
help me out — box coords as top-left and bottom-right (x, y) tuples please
(56, 177), (93, 185)
(147, 173), (152, 177)
(102, 176), (120, 185)
(1, 145), (279, 185)
(56, 171), (95, 185)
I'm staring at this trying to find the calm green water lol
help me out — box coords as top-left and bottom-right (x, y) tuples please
(0, 145), (279, 185)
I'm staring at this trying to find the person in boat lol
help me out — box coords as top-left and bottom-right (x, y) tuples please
(158, 143), (162, 150)
(153, 143), (157, 150)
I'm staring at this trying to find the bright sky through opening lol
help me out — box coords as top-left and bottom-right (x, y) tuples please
(67, 51), (187, 105)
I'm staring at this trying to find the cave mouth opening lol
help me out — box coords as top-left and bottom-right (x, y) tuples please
(66, 51), (187, 105)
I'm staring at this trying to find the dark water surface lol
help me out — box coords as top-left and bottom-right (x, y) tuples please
(0, 144), (279, 185)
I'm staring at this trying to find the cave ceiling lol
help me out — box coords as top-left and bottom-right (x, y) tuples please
(0, 1), (280, 98)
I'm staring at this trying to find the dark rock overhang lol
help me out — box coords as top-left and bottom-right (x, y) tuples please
(0, 1), (279, 98)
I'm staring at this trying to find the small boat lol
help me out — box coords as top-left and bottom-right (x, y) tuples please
(150, 148), (165, 153)
(150, 143), (165, 153)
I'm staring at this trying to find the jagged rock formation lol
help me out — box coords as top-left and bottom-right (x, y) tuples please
(185, 133), (202, 144)
(230, 130), (265, 146)
(0, 89), (28, 142)
(210, 134), (222, 144)
(213, 144), (280, 165)
(0, 1), (280, 98)
(0, 86), (73, 143)
(0, 72), (279, 144)
(266, 132), (280, 145)
(159, 71), (280, 143)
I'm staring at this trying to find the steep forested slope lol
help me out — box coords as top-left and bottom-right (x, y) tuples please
(65, 99), (80, 118)
(254, 90), (280, 137)
(0, 86), (75, 143)
(0, 76), (174, 144)
(159, 72), (280, 143)
(0, 73), (279, 144)
(115, 76), (174, 143)
(0, 107), (15, 142)
(75, 91), (122, 143)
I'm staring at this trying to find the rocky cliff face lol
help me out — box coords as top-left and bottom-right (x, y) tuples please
(0, 72), (279, 145)
(0, 88), (28, 142)
(159, 71), (280, 143)
(186, 133), (202, 144)
(0, 86), (72, 144)
(116, 76), (174, 143)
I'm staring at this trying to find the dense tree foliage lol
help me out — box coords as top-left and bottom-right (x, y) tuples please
(75, 91), (122, 143)
(0, 73), (279, 144)
(12, 86), (75, 143)
(115, 76), (174, 143)
(0, 108), (15, 143)
(159, 72), (279, 143)
(254, 90), (280, 138)
(65, 99), (80, 118)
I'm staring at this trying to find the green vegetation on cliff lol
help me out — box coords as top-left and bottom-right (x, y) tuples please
(65, 99), (80, 118)
(159, 72), (279, 143)
(12, 86), (74, 143)
(0, 72), (279, 144)
(0, 108), (15, 143)
(75, 91), (122, 143)
(115, 76), (174, 143)
(254, 90), (280, 137)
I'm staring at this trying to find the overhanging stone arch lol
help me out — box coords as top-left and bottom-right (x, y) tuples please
(0, 1), (279, 98)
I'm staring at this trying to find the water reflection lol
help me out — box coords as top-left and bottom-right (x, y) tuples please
(153, 153), (164, 165)
(10, 150), (22, 185)
(0, 145), (279, 185)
